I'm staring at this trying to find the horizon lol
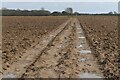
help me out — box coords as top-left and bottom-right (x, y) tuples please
(1, 0), (120, 2)
(1, 2), (119, 14)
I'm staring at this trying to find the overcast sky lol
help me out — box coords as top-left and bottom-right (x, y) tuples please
(1, 0), (119, 13)
(1, 0), (120, 2)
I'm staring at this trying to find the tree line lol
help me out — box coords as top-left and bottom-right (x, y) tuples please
(0, 8), (119, 16)
(1, 8), (76, 16)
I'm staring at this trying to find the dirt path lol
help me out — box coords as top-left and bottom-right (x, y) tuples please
(22, 18), (78, 78)
(74, 18), (103, 78)
(2, 18), (104, 78)
(2, 18), (72, 78)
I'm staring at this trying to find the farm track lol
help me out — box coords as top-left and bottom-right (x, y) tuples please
(21, 18), (103, 78)
(1, 16), (119, 79)
(2, 16), (69, 72)
(3, 18), (74, 78)
(2, 17), (111, 78)
(79, 16), (119, 79)
(75, 18), (103, 78)
(22, 18), (78, 78)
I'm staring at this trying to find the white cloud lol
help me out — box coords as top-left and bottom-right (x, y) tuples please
(1, 0), (120, 2)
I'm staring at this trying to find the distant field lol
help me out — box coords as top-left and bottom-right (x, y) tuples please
(78, 16), (119, 78)
(2, 16), (68, 70)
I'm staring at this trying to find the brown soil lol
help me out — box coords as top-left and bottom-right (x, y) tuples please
(78, 16), (119, 79)
(0, 16), (2, 78)
(2, 16), (119, 79)
(2, 16), (68, 72)
(75, 18), (103, 78)
(2, 18), (104, 78)
(22, 18), (78, 78)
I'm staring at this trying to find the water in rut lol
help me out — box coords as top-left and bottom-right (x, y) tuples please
(75, 18), (103, 78)
(2, 18), (104, 78)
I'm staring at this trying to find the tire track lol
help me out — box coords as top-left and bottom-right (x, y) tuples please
(74, 18), (104, 78)
(21, 18), (79, 78)
(2, 18), (72, 78)
(21, 19), (72, 78)
(3, 18), (104, 78)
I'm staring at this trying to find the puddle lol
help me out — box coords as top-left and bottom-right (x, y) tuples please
(3, 73), (16, 78)
(77, 28), (82, 30)
(79, 73), (103, 78)
(78, 32), (82, 34)
(43, 40), (48, 43)
(79, 50), (91, 54)
(49, 35), (54, 37)
(79, 58), (88, 62)
(77, 45), (83, 48)
(78, 37), (85, 39)
(58, 45), (64, 48)
(59, 45), (62, 48)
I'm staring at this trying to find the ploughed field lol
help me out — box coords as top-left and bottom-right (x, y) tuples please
(2, 16), (68, 72)
(78, 16), (119, 79)
(2, 16), (119, 79)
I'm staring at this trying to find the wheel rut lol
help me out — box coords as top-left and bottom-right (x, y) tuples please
(74, 18), (103, 78)
(2, 18), (72, 78)
(2, 18), (104, 78)
(21, 18), (78, 78)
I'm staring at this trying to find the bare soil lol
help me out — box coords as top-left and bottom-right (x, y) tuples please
(2, 16), (119, 79)
(0, 16), (2, 79)
(79, 16), (119, 79)
(2, 16), (68, 73)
